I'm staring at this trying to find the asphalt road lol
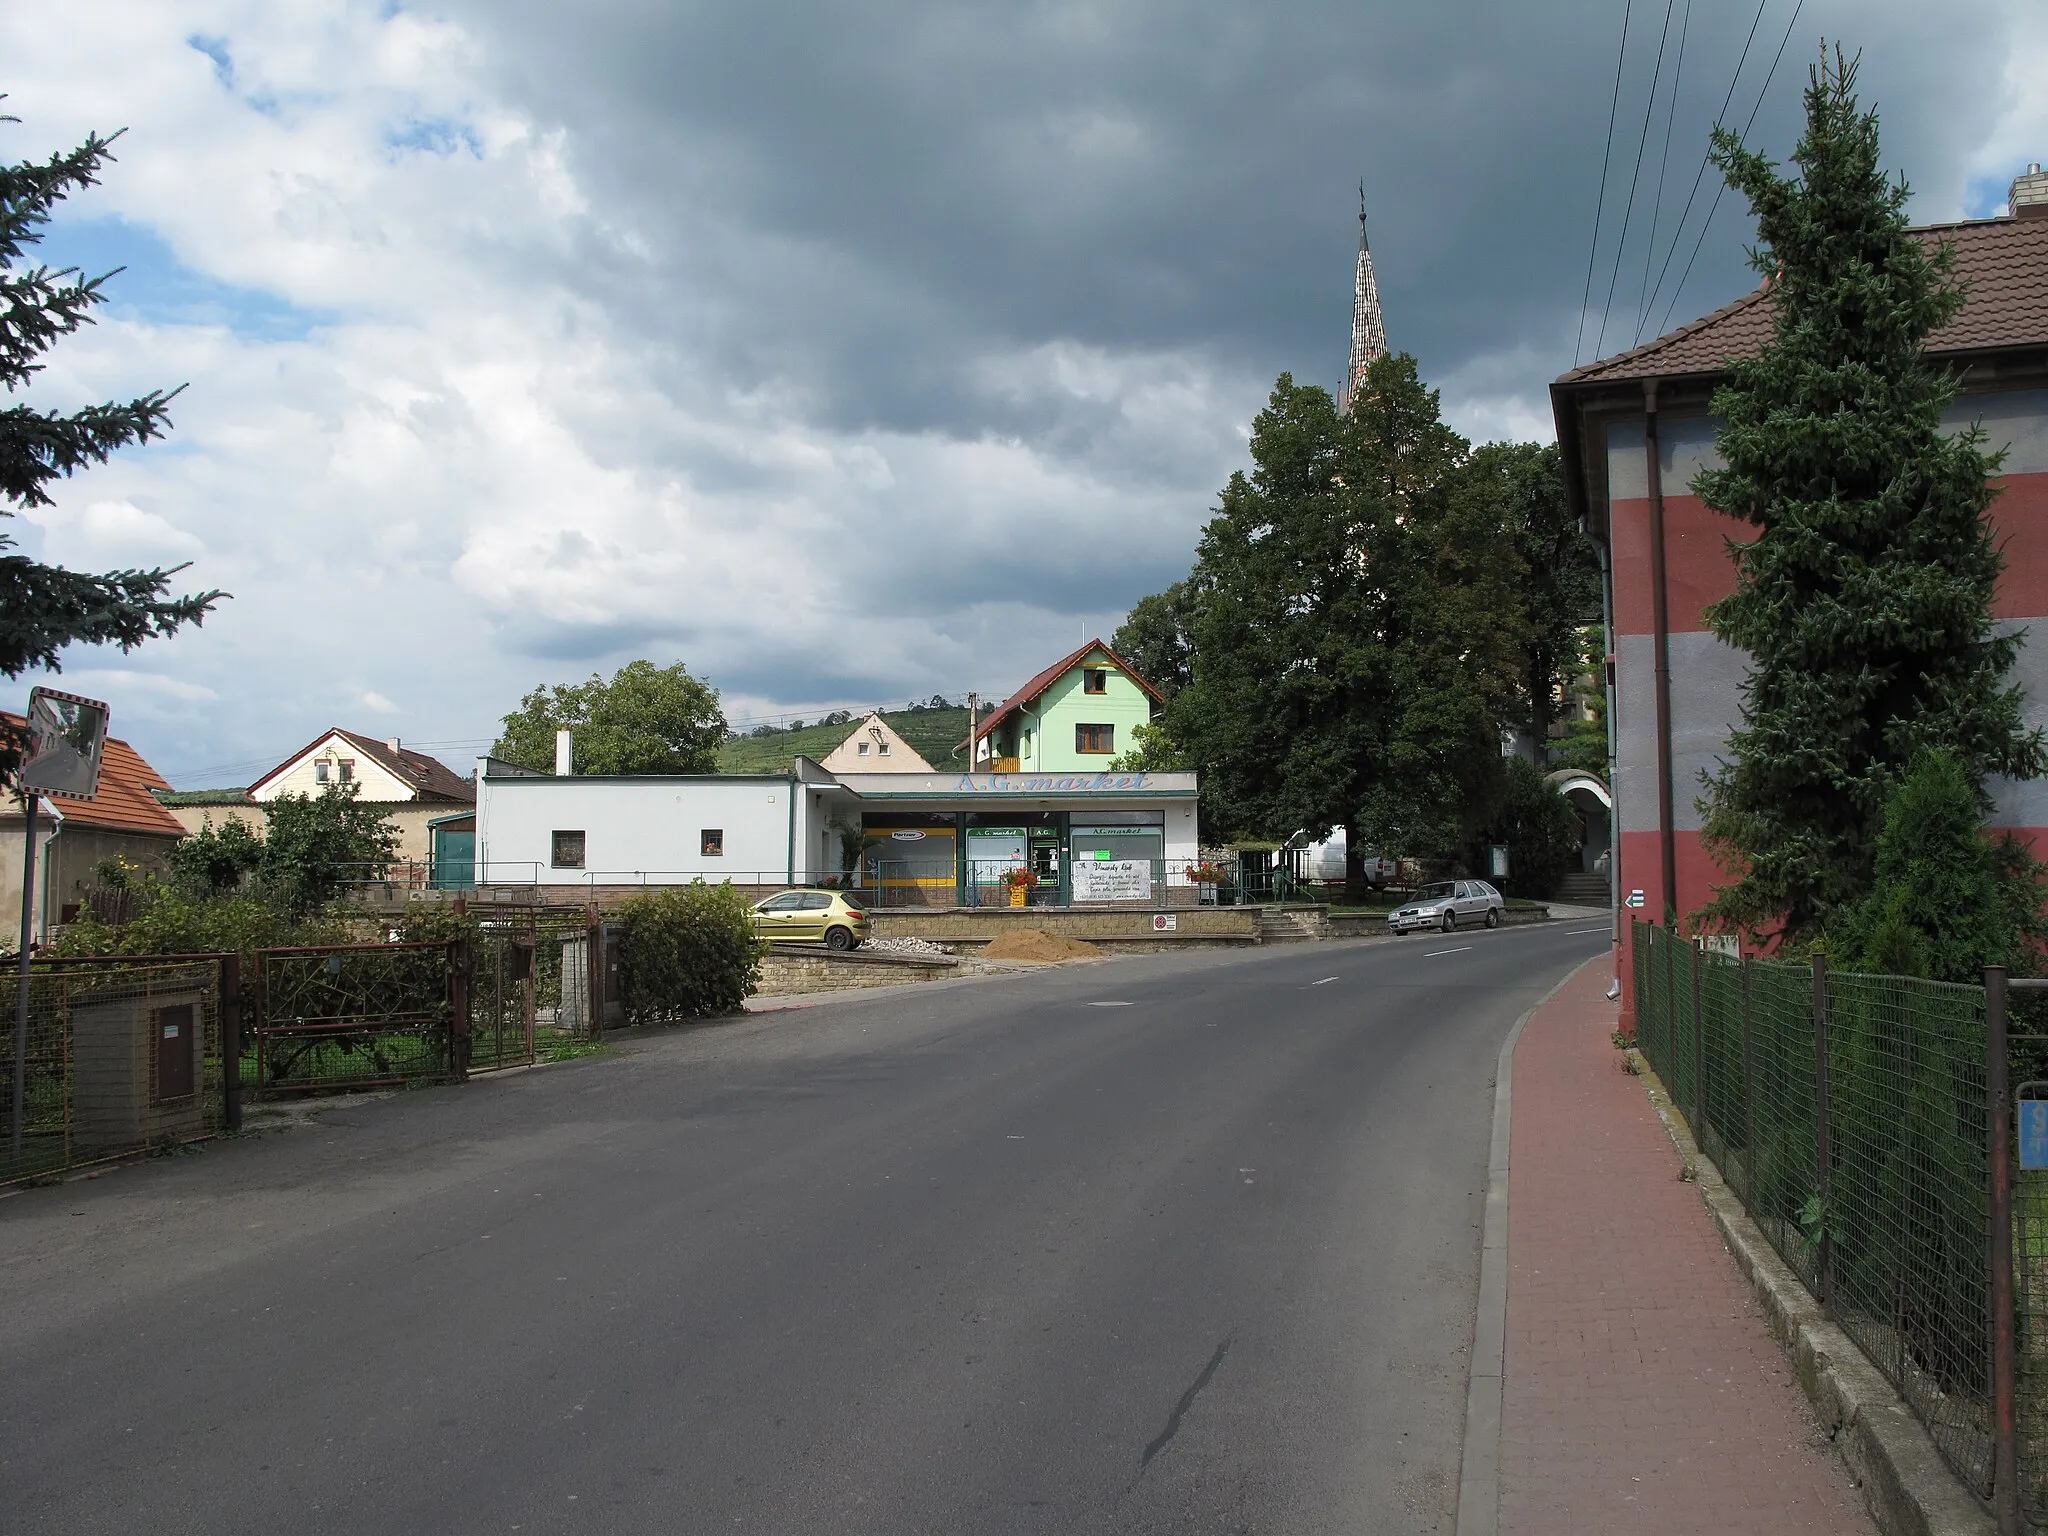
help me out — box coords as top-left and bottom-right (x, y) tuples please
(0, 920), (1610, 1535)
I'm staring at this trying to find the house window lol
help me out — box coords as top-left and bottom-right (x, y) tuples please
(701, 829), (724, 857)
(857, 741), (870, 756)
(1076, 723), (1114, 754)
(338, 759), (355, 783)
(314, 760), (331, 784)
(1083, 667), (1108, 694)
(878, 741), (890, 755)
(551, 830), (586, 868)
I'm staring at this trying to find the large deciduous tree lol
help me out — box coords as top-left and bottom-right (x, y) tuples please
(495, 659), (728, 775)
(1, 116), (221, 785)
(1695, 50), (2045, 945)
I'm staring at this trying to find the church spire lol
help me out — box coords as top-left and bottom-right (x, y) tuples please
(1337, 184), (1387, 415)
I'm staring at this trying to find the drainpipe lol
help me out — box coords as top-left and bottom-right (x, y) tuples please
(786, 772), (797, 885)
(1644, 378), (1678, 927)
(1599, 531), (1619, 945)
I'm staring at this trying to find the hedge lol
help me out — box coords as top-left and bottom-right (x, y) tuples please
(616, 882), (765, 1023)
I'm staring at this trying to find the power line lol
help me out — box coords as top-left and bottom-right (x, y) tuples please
(1631, 0), (1692, 347)
(1575, 0), (1636, 368)
(1593, 0), (1678, 362)
(1637, 0), (1771, 342)
(1653, 0), (1804, 340)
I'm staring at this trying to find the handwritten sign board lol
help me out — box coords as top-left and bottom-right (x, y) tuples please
(1072, 859), (1151, 902)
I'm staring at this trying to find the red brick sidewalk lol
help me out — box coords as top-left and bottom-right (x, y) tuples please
(1497, 958), (1873, 1534)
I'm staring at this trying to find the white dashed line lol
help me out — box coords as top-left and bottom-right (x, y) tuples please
(1425, 946), (1474, 957)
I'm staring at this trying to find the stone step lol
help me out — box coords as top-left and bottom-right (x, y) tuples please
(1553, 873), (1612, 906)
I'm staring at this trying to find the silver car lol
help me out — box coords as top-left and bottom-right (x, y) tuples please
(1388, 879), (1505, 934)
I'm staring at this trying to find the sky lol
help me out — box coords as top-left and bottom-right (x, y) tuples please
(5, 0), (2046, 787)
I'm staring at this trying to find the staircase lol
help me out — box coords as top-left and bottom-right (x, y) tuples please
(1552, 872), (1612, 907)
(1255, 906), (1327, 943)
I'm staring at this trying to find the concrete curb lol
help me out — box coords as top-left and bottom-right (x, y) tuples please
(1629, 1053), (1995, 1536)
(1453, 958), (1596, 1536)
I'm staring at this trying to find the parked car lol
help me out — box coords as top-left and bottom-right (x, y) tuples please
(1388, 879), (1505, 934)
(752, 889), (870, 950)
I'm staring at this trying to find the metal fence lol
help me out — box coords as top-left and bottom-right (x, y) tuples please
(252, 941), (458, 1094)
(3, 957), (232, 1188)
(1628, 922), (2044, 1523)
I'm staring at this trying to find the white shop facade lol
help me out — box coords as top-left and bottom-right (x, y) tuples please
(472, 757), (1202, 907)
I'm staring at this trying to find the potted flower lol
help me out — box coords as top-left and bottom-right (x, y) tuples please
(1183, 862), (1226, 885)
(1000, 865), (1037, 907)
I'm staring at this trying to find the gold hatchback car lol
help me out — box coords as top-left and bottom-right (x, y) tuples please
(751, 889), (870, 950)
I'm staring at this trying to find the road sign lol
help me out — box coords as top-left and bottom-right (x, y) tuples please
(1625, 889), (1646, 909)
(2023, 1100), (2048, 1171)
(19, 686), (110, 800)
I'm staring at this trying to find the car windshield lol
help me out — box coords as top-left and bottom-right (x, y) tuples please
(1418, 882), (1456, 901)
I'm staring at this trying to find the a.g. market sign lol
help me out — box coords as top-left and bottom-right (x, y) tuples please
(953, 772), (1153, 793)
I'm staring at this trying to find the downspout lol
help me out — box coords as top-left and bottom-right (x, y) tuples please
(1644, 378), (1678, 927)
(786, 773), (797, 885)
(1599, 532), (1619, 946)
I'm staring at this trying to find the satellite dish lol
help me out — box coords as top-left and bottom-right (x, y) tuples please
(19, 686), (110, 800)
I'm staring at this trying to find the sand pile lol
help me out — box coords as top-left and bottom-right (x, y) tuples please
(981, 928), (1101, 962)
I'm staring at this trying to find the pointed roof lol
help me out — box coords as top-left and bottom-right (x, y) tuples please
(1555, 214), (2048, 388)
(818, 712), (935, 773)
(248, 728), (474, 803)
(969, 640), (1165, 748)
(3, 714), (185, 838)
(1338, 189), (1388, 415)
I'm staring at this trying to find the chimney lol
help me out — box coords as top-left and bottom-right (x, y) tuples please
(386, 736), (401, 753)
(555, 729), (573, 776)
(2013, 163), (2048, 220)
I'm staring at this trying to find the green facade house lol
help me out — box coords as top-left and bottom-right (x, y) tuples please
(971, 640), (1162, 773)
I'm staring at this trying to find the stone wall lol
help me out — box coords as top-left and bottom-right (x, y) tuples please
(867, 907), (1257, 943)
(755, 945), (960, 996)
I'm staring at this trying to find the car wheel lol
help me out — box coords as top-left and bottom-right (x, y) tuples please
(1441, 911), (1456, 934)
(825, 925), (856, 952)
(1486, 908), (1500, 929)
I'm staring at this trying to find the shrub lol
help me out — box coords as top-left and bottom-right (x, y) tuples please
(52, 870), (349, 961)
(616, 882), (764, 1024)
(1478, 756), (1581, 899)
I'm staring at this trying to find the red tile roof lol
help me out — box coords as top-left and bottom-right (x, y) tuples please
(970, 640), (1165, 746)
(3, 714), (185, 839)
(248, 728), (473, 803)
(1557, 214), (2048, 386)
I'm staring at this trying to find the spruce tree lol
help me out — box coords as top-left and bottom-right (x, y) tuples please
(1, 115), (220, 786)
(1696, 50), (2044, 944)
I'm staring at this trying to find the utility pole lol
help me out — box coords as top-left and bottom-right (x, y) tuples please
(966, 693), (979, 767)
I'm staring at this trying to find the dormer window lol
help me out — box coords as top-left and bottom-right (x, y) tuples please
(1083, 667), (1108, 694)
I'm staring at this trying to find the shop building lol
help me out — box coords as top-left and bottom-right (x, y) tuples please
(471, 755), (1200, 907)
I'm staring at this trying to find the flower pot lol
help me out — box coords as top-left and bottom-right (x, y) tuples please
(1008, 886), (1027, 908)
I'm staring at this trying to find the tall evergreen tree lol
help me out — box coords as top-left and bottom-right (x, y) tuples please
(1696, 50), (2045, 944)
(1, 117), (220, 785)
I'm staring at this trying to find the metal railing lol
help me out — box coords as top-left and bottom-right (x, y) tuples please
(1629, 922), (2048, 1528)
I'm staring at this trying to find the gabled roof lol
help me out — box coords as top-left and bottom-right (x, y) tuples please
(1556, 214), (2048, 388)
(971, 640), (1165, 746)
(3, 714), (185, 838)
(249, 728), (474, 803)
(819, 712), (936, 773)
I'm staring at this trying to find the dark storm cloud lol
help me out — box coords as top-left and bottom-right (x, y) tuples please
(454, 0), (2020, 437)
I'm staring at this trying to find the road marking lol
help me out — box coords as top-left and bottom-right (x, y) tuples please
(1088, 1001), (1134, 1007)
(1310, 976), (1339, 986)
(1567, 926), (1610, 935)
(1425, 946), (1474, 957)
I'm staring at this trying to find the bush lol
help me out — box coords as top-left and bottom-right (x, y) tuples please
(616, 883), (764, 1024)
(52, 869), (349, 961)
(1478, 757), (1582, 898)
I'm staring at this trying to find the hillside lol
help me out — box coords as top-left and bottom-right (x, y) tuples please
(715, 705), (970, 775)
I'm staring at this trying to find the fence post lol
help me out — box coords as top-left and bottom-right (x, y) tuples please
(448, 935), (472, 1081)
(1987, 966), (2020, 1536)
(1742, 954), (1756, 1200)
(586, 904), (604, 1040)
(219, 953), (243, 1133)
(1813, 951), (1833, 1315)
(1691, 939), (1706, 1137)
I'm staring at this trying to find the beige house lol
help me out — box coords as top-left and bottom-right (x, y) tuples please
(4, 717), (186, 943)
(158, 729), (473, 868)
(817, 713), (934, 773)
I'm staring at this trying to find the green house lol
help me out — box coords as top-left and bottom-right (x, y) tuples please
(971, 640), (1164, 772)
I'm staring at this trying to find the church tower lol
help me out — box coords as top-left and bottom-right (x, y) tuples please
(1337, 188), (1387, 415)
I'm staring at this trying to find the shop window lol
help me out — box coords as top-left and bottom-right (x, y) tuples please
(551, 830), (586, 868)
(314, 760), (331, 784)
(1083, 667), (1107, 694)
(1076, 723), (1114, 755)
(701, 829), (724, 857)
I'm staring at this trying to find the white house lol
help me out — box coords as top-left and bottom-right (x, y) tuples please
(817, 713), (933, 773)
